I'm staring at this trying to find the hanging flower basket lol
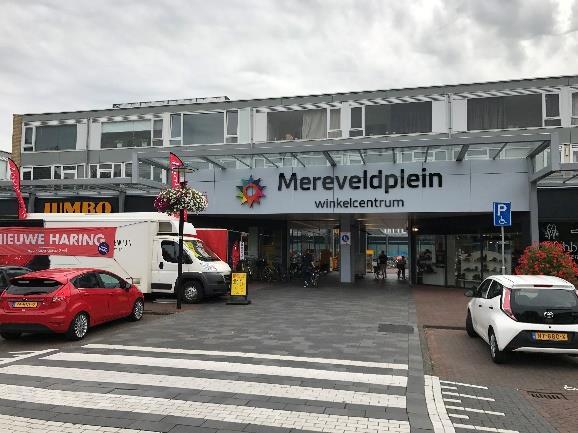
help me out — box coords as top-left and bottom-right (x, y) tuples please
(154, 186), (208, 215)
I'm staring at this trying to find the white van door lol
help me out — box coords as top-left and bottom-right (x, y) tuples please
(151, 239), (181, 293)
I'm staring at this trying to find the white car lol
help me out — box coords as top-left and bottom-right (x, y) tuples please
(465, 275), (578, 363)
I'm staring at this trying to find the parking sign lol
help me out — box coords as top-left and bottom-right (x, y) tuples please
(493, 202), (512, 227)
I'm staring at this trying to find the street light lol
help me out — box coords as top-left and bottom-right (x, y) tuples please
(173, 165), (191, 310)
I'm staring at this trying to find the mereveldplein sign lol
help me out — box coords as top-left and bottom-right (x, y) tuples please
(278, 168), (442, 193)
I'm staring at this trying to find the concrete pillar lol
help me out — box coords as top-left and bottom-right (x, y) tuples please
(340, 215), (354, 283)
(118, 191), (126, 213)
(27, 192), (36, 213)
(529, 182), (539, 244)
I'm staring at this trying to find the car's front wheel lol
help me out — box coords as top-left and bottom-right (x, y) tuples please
(66, 312), (89, 341)
(128, 299), (144, 321)
(182, 281), (203, 304)
(466, 310), (477, 338)
(489, 330), (508, 364)
(0, 332), (21, 340)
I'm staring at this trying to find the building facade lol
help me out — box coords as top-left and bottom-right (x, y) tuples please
(3, 75), (578, 287)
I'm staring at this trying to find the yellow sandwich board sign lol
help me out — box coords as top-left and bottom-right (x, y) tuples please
(227, 272), (251, 305)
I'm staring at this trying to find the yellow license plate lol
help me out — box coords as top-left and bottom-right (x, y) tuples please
(534, 332), (568, 341)
(13, 301), (38, 308)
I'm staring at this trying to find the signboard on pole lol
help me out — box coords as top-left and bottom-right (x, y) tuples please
(340, 232), (351, 245)
(493, 202), (512, 227)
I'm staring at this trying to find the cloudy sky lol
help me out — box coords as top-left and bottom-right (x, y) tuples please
(1, 0), (578, 152)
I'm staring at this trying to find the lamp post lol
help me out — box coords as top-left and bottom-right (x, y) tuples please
(174, 165), (189, 310)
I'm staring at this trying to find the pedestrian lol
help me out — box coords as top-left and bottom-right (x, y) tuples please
(378, 251), (388, 280)
(302, 249), (314, 287)
(397, 256), (407, 280)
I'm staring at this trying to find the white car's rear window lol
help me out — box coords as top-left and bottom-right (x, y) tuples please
(512, 289), (577, 309)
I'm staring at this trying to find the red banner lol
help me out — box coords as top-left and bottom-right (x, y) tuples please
(169, 152), (188, 220)
(0, 227), (116, 258)
(8, 159), (27, 219)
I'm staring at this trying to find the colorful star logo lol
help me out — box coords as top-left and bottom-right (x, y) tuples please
(236, 175), (266, 207)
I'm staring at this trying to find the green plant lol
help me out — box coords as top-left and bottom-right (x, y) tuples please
(515, 241), (578, 285)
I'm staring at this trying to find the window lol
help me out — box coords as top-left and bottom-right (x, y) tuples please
(6, 278), (61, 295)
(23, 127), (34, 152)
(5, 269), (30, 280)
(183, 112), (224, 145)
(544, 94), (561, 126)
(328, 108), (341, 138)
(53, 165), (83, 180)
(125, 162), (132, 178)
(98, 273), (123, 289)
(152, 119), (163, 146)
(349, 107), (363, 137)
(161, 240), (192, 264)
(101, 120), (151, 148)
(185, 239), (220, 262)
(572, 92), (578, 125)
(73, 273), (100, 289)
(89, 163), (125, 179)
(366, 102), (432, 135)
(226, 110), (238, 143)
(35, 125), (77, 151)
(170, 113), (182, 145)
(32, 166), (51, 180)
(474, 279), (492, 297)
(467, 94), (542, 130)
(486, 281), (503, 299)
(267, 109), (327, 141)
(21, 167), (32, 180)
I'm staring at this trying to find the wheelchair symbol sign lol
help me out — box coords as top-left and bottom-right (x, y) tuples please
(340, 232), (351, 245)
(493, 202), (512, 227)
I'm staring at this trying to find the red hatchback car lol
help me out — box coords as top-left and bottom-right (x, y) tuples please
(0, 268), (144, 340)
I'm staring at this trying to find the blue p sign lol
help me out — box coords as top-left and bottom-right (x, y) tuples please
(493, 202), (512, 227)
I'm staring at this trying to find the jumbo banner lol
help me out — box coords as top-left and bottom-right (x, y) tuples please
(0, 227), (116, 258)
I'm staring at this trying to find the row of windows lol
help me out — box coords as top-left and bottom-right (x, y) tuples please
(21, 162), (166, 182)
(21, 93), (578, 153)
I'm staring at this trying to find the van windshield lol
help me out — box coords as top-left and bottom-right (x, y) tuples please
(6, 279), (61, 295)
(185, 240), (221, 262)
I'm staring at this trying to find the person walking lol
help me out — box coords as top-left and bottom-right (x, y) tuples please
(302, 249), (314, 287)
(397, 256), (407, 280)
(378, 251), (388, 280)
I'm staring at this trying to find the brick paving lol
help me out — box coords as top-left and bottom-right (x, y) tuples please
(412, 284), (578, 433)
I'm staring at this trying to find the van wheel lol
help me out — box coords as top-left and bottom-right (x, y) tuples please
(466, 310), (477, 338)
(128, 299), (144, 321)
(182, 281), (203, 304)
(489, 330), (508, 364)
(0, 332), (21, 340)
(66, 312), (89, 341)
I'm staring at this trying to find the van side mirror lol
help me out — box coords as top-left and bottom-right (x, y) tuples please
(464, 290), (474, 297)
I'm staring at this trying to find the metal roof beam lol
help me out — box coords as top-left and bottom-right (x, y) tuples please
(291, 153), (306, 167)
(492, 142), (508, 160)
(456, 144), (469, 161)
(358, 150), (366, 165)
(201, 156), (227, 170)
(424, 146), (430, 163)
(139, 157), (169, 170)
(260, 154), (279, 168)
(323, 151), (336, 167)
(563, 173), (578, 184)
(232, 155), (251, 168)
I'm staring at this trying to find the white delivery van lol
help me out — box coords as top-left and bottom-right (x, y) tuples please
(29, 212), (232, 303)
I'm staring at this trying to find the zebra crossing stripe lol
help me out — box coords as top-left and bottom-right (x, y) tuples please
(445, 405), (505, 416)
(44, 352), (408, 387)
(442, 391), (494, 401)
(0, 349), (57, 366)
(439, 380), (488, 389)
(82, 343), (409, 370)
(452, 424), (518, 433)
(0, 384), (411, 433)
(0, 413), (158, 433)
(0, 364), (406, 408)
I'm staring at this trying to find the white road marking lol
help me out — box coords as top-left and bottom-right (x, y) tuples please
(0, 413), (158, 433)
(439, 380), (488, 390)
(442, 391), (494, 401)
(8, 351), (36, 354)
(0, 364), (406, 408)
(44, 352), (407, 387)
(444, 398), (462, 403)
(424, 375), (456, 433)
(441, 385), (458, 390)
(445, 405), (505, 417)
(0, 349), (57, 366)
(448, 413), (469, 420)
(0, 384), (411, 433)
(453, 424), (519, 433)
(82, 343), (409, 370)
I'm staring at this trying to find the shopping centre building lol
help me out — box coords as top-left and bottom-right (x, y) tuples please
(2, 75), (578, 287)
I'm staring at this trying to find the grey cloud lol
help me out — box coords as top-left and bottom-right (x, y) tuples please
(0, 0), (577, 151)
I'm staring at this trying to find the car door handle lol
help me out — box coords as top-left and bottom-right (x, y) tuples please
(478, 304), (482, 307)
(159, 262), (164, 269)
(489, 306), (494, 309)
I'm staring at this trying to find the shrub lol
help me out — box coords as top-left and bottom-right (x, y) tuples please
(515, 241), (578, 285)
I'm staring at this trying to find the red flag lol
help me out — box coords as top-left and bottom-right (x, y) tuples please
(169, 152), (187, 220)
(8, 158), (27, 219)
